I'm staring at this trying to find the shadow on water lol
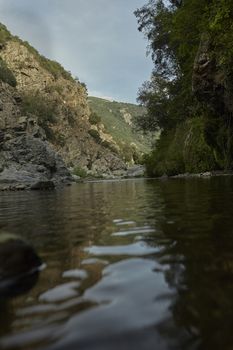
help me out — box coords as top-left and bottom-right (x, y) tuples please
(0, 178), (233, 349)
(152, 177), (233, 350)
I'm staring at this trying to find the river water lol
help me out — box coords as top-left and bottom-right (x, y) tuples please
(0, 177), (233, 350)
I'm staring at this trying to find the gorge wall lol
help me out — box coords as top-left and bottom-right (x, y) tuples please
(0, 24), (127, 188)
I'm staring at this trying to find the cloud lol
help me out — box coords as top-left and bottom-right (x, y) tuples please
(0, 0), (153, 102)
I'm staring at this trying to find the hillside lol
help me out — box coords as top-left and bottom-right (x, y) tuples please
(88, 96), (153, 163)
(0, 23), (133, 187)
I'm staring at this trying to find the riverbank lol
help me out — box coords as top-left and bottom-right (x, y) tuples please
(0, 165), (146, 191)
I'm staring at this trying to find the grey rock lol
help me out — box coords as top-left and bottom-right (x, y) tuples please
(0, 135), (72, 190)
(126, 165), (145, 178)
(30, 180), (55, 190)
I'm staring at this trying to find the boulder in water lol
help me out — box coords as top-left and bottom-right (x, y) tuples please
(0, 233), (42, 298)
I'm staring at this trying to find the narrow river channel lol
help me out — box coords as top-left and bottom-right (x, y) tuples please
(0, 177), (233, 350)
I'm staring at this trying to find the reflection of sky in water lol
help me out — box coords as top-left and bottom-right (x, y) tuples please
(1, 178), (233, 349)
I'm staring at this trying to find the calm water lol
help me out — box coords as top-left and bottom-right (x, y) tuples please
(1, 178), (233, 350)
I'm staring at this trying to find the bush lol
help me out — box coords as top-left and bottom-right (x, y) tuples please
(89, 112), (101, 125)
(88, 129), (102, 143)
(21, 93), (58, 141)
(145, 117), (217, 177)
(21, 93), (57, 124)
(72, 166), (87, 178)
(0, 58), (17, 87)
(0, 24), (12, 45)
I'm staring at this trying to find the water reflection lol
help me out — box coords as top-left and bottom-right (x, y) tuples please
(0, 178), (233, 349)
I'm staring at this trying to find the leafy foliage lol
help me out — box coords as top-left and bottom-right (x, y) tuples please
(145, 118), (216, 176)
(88, 96), (153, 155)
(89, 111), (102, 125)
(20, 93), (58, 140)
(72, 166), (88, 178)
(135, 0), (233, 174)
(0, 23), (12, 45)
(0, 58), (17, 87)
(88, 129), (102, 143)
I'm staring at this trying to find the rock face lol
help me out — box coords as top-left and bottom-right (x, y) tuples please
(0, 82), (71, 190)
(0, 134), (71, 190)
(0, 38), (127, 177)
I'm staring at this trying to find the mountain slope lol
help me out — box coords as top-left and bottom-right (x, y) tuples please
(88, 96), (152, 163)
(0, 23), (127, 177)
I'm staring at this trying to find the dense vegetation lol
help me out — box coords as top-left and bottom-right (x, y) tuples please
(0, 57), (17, 87)
(88, 96), (154, 163)
(135, 0), (233, 176)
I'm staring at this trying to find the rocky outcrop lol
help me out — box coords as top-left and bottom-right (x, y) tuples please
(0, 82), (71, 190)
(0, 38), (127, 176)
(0, 134), (71, 190)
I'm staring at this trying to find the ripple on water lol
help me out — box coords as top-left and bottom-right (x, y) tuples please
(62, 269), (88, 280)
(38, 258), (173, 350)
(111, 227), (156, 237)
(115, 221), (136, 226)
(39, 282), (80, 303)
(84, 242), (162, 256)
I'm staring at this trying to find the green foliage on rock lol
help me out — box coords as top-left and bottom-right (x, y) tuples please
(135, 0), (233, 175)
(0, 57), (17, 87)
(145, 118), (216, 177)
(88, 96), (154, 157)
(21, 93), (58, 125)
(20, 93), (58, 140)
(0, 23), (12, 45)
(72, 166), (87, 178)
(88, 129), (102, 143)
(89, 111), (102, 125)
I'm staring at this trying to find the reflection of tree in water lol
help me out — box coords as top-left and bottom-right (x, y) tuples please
(0, 181), (150, 344)
(147, 178), (233, 349)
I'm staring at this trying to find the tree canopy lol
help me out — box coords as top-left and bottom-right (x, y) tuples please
(135, 0), (233, 174)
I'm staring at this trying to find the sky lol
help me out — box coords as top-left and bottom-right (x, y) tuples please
(0, 0), (153, 103)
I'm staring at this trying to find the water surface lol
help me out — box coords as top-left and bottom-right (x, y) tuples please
(1, 177), (233, 350)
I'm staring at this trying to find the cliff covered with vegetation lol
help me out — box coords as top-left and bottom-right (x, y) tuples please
(135, 0), (233, 176)
(0, 23), (150, 188)
(88, 96), (154, 164)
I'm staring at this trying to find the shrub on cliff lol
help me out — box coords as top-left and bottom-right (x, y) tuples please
(73, 166), (87, 178)
(88, 129), (102, 143)
(89, 112), (102, 125)
(21, 93), (58, 140)
(21, 93), (57, 124)
(0, 23), (12, 45)
(0, 58), (17, 87)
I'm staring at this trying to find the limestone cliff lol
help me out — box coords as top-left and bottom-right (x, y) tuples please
(0, 81), (71, 190)
(0, 24), (126, 183)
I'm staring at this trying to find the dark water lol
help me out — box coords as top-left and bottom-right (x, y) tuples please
(1, 177), (233, 350)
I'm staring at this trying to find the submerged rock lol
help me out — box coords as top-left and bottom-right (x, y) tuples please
(0, 233), (42, 297)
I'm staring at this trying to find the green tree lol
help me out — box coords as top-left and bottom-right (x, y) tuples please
(135, 0), (233, 174)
